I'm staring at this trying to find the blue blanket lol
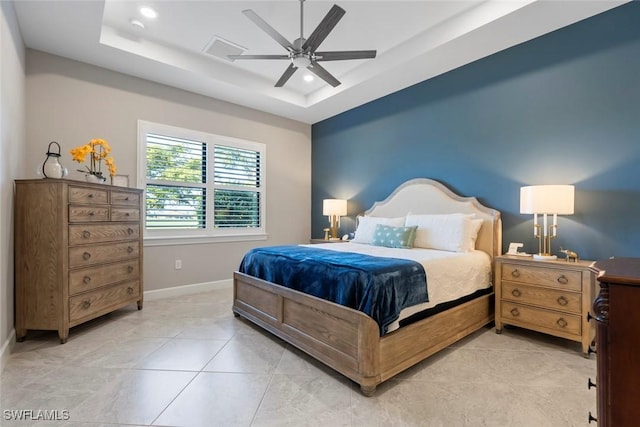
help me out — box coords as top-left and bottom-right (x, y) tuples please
(238, 245), (429, 335)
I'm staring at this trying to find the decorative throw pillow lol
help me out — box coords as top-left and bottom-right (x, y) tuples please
(351, 216), (406, 244)
(371, 224), (418, 249)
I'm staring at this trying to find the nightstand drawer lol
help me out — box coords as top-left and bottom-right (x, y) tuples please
(501, 263), (582, 292)
(502, 282), (582, 314)
(501, 302), (581, 336)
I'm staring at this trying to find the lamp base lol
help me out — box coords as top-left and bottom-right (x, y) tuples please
(533, 254), (558, 261)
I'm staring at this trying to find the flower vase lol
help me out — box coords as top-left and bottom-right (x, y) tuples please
(85, 174), (107, 184)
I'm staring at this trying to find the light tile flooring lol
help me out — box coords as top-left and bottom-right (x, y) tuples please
(1, 288), (596, 426)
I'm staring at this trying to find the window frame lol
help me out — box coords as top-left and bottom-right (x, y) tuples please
(137, 120), (267, 246)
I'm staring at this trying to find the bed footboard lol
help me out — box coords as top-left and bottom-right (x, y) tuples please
(233, 271), (382, 392)
(233, 271), (494, 395)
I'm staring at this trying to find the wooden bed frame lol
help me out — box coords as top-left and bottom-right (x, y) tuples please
(233, 178), (502, 395)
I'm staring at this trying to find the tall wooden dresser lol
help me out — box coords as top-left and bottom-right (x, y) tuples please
(590, 258), (640, 426)
(15, 179), (144, 343)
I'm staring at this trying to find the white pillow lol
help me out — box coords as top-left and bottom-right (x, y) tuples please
(405, 213), (481, 252)
(469, 218), (484, 251)
(352, 216), (405, 244)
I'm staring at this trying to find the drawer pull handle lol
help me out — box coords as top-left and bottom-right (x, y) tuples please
(127, 228), (134, 235)
(127, 287), (134, 294)
(82, 230), (91, 239)
(511, 289), (522, 298)
(82, 300), (91, 309)
(127, 266), (134, 273)
(588, 412), (597, 424)
(82, 252), (91, 260)
(83, 276), (91, 284)
(87, 193), (93, 198)
(557, 296), (569, 306)
(510, 269), (520, 278)
(557, 275), (569, 285)
(557, 318), (568, 328)
(588, 378), (596, 389)
(127, 246), (134, 253)
(510, 308), (520, 317)
(88, 211), (95, 217)
(125, 196), (129, 201)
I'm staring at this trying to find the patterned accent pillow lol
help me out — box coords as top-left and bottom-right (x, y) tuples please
(371, 224), (418, 249)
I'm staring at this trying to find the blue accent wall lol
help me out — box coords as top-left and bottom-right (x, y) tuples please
(312, 2), (640, 260)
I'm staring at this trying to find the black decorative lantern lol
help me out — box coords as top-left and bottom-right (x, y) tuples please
(42, 141), (67, 178)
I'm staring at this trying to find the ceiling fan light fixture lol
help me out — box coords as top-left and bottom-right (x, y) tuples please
(303, 74), (314, 82)
(292, 55), (311, 69)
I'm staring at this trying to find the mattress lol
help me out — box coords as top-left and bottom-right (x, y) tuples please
(304, 242), (492, 333)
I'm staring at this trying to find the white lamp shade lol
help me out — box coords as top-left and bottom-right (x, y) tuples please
(323, 199), (347, 216)
(520, 185), (575, 215)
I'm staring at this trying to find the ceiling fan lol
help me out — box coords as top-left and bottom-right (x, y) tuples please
(228, 0), (376, 88)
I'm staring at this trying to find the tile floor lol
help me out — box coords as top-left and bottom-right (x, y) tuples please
(1, 288), (596, 426)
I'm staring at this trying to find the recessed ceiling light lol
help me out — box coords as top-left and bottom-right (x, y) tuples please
(130, 19), (145, 30)
(303, 74), (314, 82)
(139, 6), (157, 19)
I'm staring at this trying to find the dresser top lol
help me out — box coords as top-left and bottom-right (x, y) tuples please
(591, 258), (640, 286)
(15, 178), (142, 193)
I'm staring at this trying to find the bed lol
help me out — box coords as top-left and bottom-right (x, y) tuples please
(233, 178), (502, 395)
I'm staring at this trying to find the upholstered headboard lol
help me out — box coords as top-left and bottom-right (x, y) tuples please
(364, 178), (502, 259)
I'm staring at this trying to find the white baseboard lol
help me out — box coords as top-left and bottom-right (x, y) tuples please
(143, 279), (232, 301)
(0, 329), (16, 373)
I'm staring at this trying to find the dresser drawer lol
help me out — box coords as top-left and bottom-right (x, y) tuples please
(502, 282), (582, 314)
(69, 280), (140, 323)
(69, 260), (140, 295)
(69, 186), (108, 204)
(111, 207), (139, 222)
(69, 205), (109, 222)
(69, 241), (139, 267)
(69, 224), (140, 245)
(501, 301), (581, 336)
(111, 190), (140, 206)
(501, 263), (582, 292)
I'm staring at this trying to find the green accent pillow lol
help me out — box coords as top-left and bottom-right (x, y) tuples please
(371, 224), (418, 249)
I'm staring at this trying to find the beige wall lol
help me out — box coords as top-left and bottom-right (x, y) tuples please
(25, 50), (311, 292)
(1, 1), (26, 366)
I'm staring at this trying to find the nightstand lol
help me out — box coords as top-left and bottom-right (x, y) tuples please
(309, 238), (347, 244)
(495, 255), (596, 356)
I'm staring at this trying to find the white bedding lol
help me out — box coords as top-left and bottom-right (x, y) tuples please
(304, 242), (492, 333)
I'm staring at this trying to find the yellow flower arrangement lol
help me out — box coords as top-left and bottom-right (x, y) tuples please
(70, 138), (117, 178)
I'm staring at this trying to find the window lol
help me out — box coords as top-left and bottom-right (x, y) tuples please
(138, 121), (266, 243)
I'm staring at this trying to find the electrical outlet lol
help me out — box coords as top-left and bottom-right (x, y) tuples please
(175, 259), (182, 270)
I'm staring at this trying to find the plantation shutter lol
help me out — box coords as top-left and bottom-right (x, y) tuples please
(145, 133), (207, 229)
(213, 145), (262, 228)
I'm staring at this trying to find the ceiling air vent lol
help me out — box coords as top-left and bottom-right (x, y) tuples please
(203, 36), (246, 62)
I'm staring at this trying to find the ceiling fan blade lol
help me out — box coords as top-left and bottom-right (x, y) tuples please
(314, 50), (377, 61)
(275, 63), (298, 87)
(242, 9), (295, 52)
(307, 62), (341, 87)
(302, 5), (345, 52)
(228, 54), (290, 61)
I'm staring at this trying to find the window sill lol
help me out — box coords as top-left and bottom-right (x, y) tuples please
(143, 233), (268, 247)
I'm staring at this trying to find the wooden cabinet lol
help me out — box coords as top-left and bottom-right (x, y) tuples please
(14, 179), (143, 343)
(590, 258), (640, 427)
(495, 255), (596, 356)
